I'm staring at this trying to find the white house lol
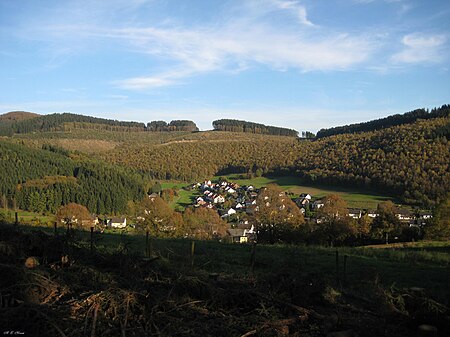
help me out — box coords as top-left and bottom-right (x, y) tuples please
(226, 208), (237, 216)
(367, 210), (378, 218)
(348, 208), (362, 219)
(213, 195), (225, 204)
(109, 217), (127, 228)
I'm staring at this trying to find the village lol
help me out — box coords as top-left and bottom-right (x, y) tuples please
(99, 179), (434, 244)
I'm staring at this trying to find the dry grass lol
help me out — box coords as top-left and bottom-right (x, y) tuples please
(1, 224), (449, 337)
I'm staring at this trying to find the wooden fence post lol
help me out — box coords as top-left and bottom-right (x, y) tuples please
(191, 241), (195, 267)
(54, 222), (57, 236)
(90, 227), (94, 252)
(250, 242), (256, 274)
(335, 250), (340, 285)
(145, 230), (149, 257)
(343, 255), (348, 287)
(15, 211), (18, 226)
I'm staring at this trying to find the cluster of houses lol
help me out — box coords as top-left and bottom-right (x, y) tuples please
(64, 179), (432, 243)
(294, 193), (432, 225)
(192, 180), (261, 217)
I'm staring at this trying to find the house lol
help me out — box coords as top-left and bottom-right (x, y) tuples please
(299, 193), (312, 200)
(109, 217), (127, 228)
(245, 200), (257, 207)
(312, 200), (324, 209)
(419, 212), (433, 220)
(81, 215), (99, 227)
(396, 209), (413, 221)
(367, 210), (378, 218)
(226, 187), (236, 194)
(213, 195), (225, 204)
(196, 197), (206, 206)
(227, 228), (248, 243)
(222, 208), (237, 217)
(295, 197), (310, 208)
(148, 193), (158, 199)
(249, 192), (258, 199)
(235, 203), (244, 209)
(348, 208), (362, 219)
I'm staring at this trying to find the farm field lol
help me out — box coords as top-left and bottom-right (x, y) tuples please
(161, 175), (394, 210)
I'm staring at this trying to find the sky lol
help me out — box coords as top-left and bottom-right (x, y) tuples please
(0, 0), (449, 132)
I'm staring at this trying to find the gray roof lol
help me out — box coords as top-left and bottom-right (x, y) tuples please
(227, 228), (245, 237)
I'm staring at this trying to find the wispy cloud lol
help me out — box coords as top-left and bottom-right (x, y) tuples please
(271, 0), (316, 26)
(391, 33), (447, 64)
(21, 1), (374, 90)
(107, 23), (373, 89)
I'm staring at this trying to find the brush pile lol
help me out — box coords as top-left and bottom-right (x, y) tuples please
(0, 224), (449, 336)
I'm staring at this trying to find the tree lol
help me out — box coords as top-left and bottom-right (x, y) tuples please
(371, 200), (401, 241)
(253, 184), (304, 243)
(137, 195), (174, 235)
(181, 207), (227, 239)
(316, 194), (353, 246)
(56, 203), (91, 229)
(151, 181), (162, 195)
(424, 195), (450, 240)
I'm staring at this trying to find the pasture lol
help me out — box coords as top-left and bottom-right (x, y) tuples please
(161, 175), (393, 210)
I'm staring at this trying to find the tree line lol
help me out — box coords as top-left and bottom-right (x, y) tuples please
(316, 104), (450, 138)
(212, 119), (298, 137)
(146, 120), (199, 132)
(0, 113), (200, 136)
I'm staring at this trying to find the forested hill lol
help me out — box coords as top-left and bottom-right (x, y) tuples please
(0, 112), (200, 135)
(0, 140), (145, 214)
(316, 104), (450, 139)
(0, 111), (40, 122)
(0, 112), (147, 136)
(212, 119), (298, 137)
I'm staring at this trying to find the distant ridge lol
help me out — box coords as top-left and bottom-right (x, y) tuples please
(0, 112), (199, 135)
(316, 104), (450, 139)
(0, 111), (40, 122)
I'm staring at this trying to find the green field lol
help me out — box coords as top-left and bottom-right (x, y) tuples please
(161, 175), (393, 210)
(0, 208), (55, 225)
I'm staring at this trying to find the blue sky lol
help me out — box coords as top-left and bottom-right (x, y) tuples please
(1, 0), (449, 132)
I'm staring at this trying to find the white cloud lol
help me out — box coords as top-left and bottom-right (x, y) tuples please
(271, 0), (316, 26)
(391, 33), (447, 64)
(14, 0), (376, 90)
(108, 24), (373, 89)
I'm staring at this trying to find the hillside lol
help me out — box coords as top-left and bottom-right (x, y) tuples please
(1, 106), (449, 208)
(0, 141), (146, 214)
(0, 111), (40, 121)
(316, 104), (450, 138)
(7, 116), (448, 207)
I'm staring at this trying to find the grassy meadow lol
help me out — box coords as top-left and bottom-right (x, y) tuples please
(161, 175), (393, 210)
(0, 208), (55, 225)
